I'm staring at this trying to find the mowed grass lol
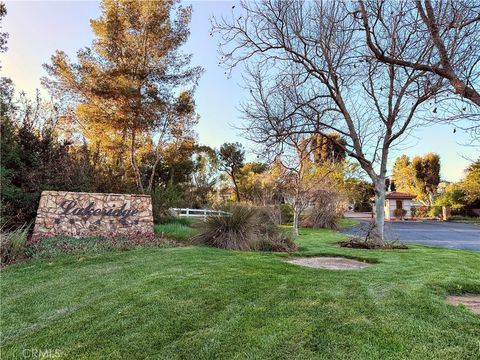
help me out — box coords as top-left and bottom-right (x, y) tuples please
(1, 228), (480, 359)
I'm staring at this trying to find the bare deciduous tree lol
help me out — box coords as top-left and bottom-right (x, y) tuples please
(213, 0), (451, 240)
(275, 135), (320, 237)
(358, 0), (480, 106)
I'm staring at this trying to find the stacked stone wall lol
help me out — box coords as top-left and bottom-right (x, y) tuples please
(32, 191), (154, 239)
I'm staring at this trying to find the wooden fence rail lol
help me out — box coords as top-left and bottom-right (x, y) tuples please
(170, 208), (231, 220)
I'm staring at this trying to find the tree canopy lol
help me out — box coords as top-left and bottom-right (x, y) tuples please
(43, 0), (203, 193)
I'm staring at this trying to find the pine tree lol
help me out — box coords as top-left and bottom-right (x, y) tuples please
(43, 0), (203, 193)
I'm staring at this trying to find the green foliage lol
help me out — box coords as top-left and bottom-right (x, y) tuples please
(435, 189), (465, 209)
(0, 2), (7, 56)
(218, 142), (245, 201)
(411, 206), (442, 219)
(393, 208), (407, 219)
(417, 206), (430, 218)
(460, 159), (480, 204)
(193, 206), (297, 251)
(154, 216), (198, 242)
(280, 203), (294, 224)
(392, 153), (441, 205)
(218, 143), (245, 172)
(0, 224), (30, 265)
(236, 161), (269, 202)
(187, 145), (219, 208)
(344, 178), (374, 212)
(392, 155), (417, 195)
(411, 206), (418, 218)
(412, 153), (440, 200)
(0, 83), (96, 227)
(43, 0), (203, 192)
(150, 184), (186, 223)
(428, 206), (442, 218)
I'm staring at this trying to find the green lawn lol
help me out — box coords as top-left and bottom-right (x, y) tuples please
(1, 228), (479, 359)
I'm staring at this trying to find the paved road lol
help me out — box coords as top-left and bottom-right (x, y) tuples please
(341, 220), (480, 251)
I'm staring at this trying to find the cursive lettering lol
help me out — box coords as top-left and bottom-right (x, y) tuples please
(59, 200), (138, 219)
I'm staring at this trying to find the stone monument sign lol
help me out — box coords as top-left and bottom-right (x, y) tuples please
(32, 191), (154, 239)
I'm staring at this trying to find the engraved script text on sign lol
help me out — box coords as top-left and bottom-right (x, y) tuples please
(32, 191), (154, 239)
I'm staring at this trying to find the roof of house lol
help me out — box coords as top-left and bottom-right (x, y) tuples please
(385, 191), (416, 200)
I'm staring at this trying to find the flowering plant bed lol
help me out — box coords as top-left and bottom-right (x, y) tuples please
(26, 232), (178, 258)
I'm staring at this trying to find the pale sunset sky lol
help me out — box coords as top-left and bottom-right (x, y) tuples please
(2, 1), (478, 182)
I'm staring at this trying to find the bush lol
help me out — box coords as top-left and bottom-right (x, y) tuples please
(428, 206), (442, 218)
(150, 184), (186, 223)
(412, 206), (443, 219)
(0, 224), (30, 265)
(414, 206), (431, 218)
(257, 205), (282, 226)
(193, 206), (297, 252)
(1, 101), (96, 228)
(280, 203), (294, 224)
(410, 206), (417, 218)
(302, 209), (339, 230)
(354, 202), (373, 212)
(393, 208), (407, 219)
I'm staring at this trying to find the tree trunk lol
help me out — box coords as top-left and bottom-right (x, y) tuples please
(147, 155), (161, 193)
(292, 206), (300, 237)
(373, 178), (386, 241)
(231, 173), (241, 202)
(130, 130), (145, 194)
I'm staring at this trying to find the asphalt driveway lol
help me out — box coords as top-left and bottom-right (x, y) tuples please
(341, 220), (480, 251)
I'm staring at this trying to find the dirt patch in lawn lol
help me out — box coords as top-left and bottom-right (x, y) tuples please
(286, 257), (371, 270)
(447, 295), (480, 314)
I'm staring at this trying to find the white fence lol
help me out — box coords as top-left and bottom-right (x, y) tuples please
(170, 208), (231, 220)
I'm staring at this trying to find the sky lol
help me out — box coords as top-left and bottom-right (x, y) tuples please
(1, 0), (478, 182)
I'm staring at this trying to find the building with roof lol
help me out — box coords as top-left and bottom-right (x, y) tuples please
(384, 191), (416, 220)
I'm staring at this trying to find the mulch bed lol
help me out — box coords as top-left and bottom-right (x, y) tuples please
(338, 238), (408, 249)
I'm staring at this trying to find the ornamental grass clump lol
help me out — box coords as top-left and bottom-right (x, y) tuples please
(0, 224), (30, 266)
(193, 206), (297, 252)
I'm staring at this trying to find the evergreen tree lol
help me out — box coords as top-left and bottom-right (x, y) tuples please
(44, 0), (203, 193)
